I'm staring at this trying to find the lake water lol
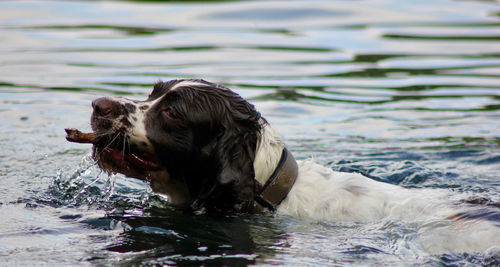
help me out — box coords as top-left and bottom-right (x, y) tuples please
(1, 0), (499, 265)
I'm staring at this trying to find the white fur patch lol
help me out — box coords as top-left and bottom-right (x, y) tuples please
(110, 96), (153, 150)
(253, 122), (285, 185)
(252, 122), (500, 253)
(276, 159), (500, 253)
(170, 80), (208, 91)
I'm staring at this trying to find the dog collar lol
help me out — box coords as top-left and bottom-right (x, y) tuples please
(253, 148), (298, 213)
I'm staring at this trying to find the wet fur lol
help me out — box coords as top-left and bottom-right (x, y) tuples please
(89, 79), (500, 253)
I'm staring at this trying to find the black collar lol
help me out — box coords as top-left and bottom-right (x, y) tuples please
(253, 148), (298, 213)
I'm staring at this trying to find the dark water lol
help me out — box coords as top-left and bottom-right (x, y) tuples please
(1, 0), (499, 265)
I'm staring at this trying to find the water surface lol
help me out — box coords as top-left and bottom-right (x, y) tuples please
(1, 0), (499, 265)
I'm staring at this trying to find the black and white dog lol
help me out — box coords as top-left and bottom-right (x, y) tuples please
(87, 79), (499, 253)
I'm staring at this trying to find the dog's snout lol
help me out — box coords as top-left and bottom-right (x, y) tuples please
(92, 97), (119, 117)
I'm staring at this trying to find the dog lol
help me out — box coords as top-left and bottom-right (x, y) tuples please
(87, 79), (499, 253)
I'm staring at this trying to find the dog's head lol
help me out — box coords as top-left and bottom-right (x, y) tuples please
(90, 79), (264, 212)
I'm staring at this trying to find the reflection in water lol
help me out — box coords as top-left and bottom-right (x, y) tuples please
(0, 0), (499, 265)
(103, 214), (260, 266)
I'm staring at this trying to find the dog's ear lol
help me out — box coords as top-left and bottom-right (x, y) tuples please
(188, 132), (258, 213)
(212, 92), (263, 211)
(188, 85), (263, 212)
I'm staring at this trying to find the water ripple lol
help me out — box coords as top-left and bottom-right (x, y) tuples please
(1, 0), (499, 266)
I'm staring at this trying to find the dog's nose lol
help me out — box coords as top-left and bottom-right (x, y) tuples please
(92, 97), (119, 117)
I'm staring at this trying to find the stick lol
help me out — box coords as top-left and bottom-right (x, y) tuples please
(65, 128), (99, 144)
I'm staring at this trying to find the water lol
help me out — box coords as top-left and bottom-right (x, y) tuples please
(1, 0), (499, 265)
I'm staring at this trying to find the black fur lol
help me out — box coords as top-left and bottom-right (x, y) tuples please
(144, 80), (263, 212)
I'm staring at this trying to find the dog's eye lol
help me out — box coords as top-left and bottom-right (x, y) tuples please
(161, 106), (178, 118)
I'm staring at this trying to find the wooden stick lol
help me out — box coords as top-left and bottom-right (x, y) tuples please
(65, 128), (99, 144)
